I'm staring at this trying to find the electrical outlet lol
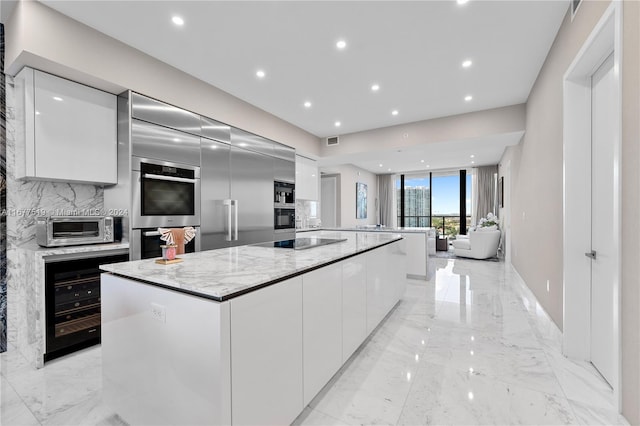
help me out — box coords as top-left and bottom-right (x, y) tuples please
(546, 280), (550, 292)
(151, 302), (166, 323)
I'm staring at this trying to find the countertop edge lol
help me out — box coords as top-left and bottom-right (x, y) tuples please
(101, 237), (402, 302)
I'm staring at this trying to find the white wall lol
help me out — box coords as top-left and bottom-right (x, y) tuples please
(320, 164), (378, 228)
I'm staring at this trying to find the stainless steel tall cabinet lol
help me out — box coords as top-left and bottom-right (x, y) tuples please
(105, 91), (296, 257)
(197, 119), (296, 250)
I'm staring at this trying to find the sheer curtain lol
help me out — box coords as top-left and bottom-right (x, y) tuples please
(377, 174), (396, 227)
(474, 165), (498, 221)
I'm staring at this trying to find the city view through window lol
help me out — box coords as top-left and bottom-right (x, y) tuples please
(397, 172), (472, 238)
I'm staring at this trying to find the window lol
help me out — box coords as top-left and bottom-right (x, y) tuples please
(396, 169), (473, 237)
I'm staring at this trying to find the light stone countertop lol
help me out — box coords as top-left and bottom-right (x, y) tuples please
(320, 226), (435, 234)
(17, 240), (130, 258)
(101, 231), (402, 301)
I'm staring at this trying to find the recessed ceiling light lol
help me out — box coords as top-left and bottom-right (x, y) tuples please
(256, 70), (266, 79)
(420, 160), (425, 163)
(35, 111), (41, 115)
(426, 165), (430, 168)
(465, 95), (473, 101)
(379, 163), (383, 167)
(303, 101), (312, 108)
(392, 110), (399, 116)
(336, 40), (347, 50)
(457, 0), (469, 5)
(388, 168), (391, 172)
(53, 96), (63, 101)
(371, 84), (380, 92)
(334, 121), (341, 127)
(470, 154), (475, 158)
(471, 161), (475, 164)
(172, 16), (184, 26)
(462, 59), (473, 68)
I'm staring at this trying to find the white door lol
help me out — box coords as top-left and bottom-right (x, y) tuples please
(321, 176), (338, 227)
(589, 53), (615, 386)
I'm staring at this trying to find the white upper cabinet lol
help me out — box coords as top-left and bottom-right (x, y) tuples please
(295, 155), (318, 200)
(15, 67), (117, 184)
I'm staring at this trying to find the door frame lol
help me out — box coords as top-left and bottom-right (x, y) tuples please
(562, 0), (622, 408)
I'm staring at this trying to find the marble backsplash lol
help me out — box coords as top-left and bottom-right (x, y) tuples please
(296, 199), (321, 229)
(1, 24), (7, 353)
(4, 75), (105, 357)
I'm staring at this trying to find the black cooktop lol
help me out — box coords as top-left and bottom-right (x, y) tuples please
(256, 237), (347, 250)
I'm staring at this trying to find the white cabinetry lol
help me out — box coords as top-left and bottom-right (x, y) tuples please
(302, 264), (343, 405)
(15, 67), (117, 184)
(342, 254), (367, 361)
(296, 155), (318, 200)
(230, 276), (303, 426)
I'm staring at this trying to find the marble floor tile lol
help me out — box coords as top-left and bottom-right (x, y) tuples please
(293, 406), (349, 426)
(0, 257), (629, 426)
(568, 399), (629, 426)
(1, 378), (40, 426)
(397, 361), (577, 425)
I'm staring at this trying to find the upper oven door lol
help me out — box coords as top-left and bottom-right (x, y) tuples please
(132, 157), (201, 228)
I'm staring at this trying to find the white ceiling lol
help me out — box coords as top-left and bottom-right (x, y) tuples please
(39, 0), (568, 173)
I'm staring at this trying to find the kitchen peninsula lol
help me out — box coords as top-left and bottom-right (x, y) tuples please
(100, 231), (406, 425)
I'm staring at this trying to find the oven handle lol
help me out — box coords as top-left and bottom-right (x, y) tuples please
(143, 231), (162, 237)
(142, 173), (197, 183)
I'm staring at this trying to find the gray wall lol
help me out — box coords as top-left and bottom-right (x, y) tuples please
(501, 1), (640, 422)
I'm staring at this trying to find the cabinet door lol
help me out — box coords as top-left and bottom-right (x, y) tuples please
(230, 277), (303, 426)
(33, 70), (117, 184)
(295, 155), (319, 201)
(342, 254), (367, 361)
(303, 263), (342, 405)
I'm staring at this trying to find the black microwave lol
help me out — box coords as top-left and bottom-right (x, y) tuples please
(274, 208), (295, 230)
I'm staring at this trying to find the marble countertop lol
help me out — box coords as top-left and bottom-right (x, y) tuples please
(322, 227), (435, 234)
(101, 231), (402, 302)
(17, 240), (130, 258)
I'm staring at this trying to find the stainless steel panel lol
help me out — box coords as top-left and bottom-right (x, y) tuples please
(274, 157), (295, 184)
(104, 92), (133, 244)
(231, 146), (274, 246)
(131, 119), (201, 166)
(131, 92), (201, 136)
(200, 138), (232, 250)
(231, 128), (274, 157)
(272, 142), (295, 162)
(201, 116), (231, 144)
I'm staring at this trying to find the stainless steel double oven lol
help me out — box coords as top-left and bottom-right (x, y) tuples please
(130, 157), (201, 259)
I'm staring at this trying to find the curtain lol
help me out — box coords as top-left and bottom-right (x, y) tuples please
(475, 165), (497, 222)
(377, 174), (395, 227)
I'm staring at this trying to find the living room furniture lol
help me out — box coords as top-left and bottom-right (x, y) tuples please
(452, 229), (501, 259)
(436, 236), (449, 251)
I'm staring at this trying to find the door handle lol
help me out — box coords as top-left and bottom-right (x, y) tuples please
(585, 250), (597, 260)
(142, 173), (196, 183)
(232, 200), (239, 241)
(224, 200), (232, 241)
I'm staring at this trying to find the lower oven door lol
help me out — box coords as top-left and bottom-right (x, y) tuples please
(131, 227), (200, 260)
(274, 208), (296, 230)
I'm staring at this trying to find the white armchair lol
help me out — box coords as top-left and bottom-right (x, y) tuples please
(452, 229), (501, 260)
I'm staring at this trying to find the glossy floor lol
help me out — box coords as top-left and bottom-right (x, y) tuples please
(1, 258), (628, 425)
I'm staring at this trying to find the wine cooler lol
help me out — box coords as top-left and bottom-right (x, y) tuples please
(45, 250), (128, 362)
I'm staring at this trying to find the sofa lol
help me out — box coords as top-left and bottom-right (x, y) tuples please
(451, 228), (501, 259)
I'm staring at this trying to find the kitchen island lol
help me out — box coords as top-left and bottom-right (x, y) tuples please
(100, 231), (406, 425)
(301, 226), (435, 279)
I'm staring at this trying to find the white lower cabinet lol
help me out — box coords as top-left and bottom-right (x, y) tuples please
(366, 247), (387, 334)
(302, 264), (343, 405)
(230, 276), (303, 426)
(342, 254), (367, 361)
